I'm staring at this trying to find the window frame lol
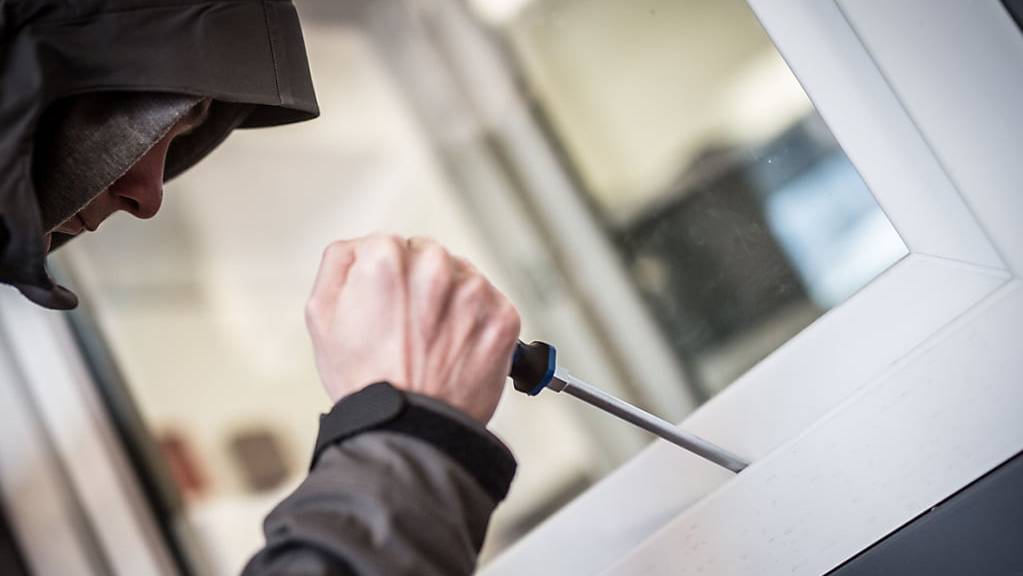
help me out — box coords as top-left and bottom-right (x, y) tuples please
(482, 0), (1022, 573)
(0, 293), (179, 576)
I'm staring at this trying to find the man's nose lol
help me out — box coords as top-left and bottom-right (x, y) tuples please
(109, 135), (170, 220)
(112, 178), (163, 220)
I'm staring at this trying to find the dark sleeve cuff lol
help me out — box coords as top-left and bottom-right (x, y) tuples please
(312, 382), (517, 502)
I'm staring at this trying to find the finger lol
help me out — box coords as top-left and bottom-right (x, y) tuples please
(354, 233), (406, 275)
(452, 255), (478, 281)
(343, 235), (408, 299)
(309, 239), (358, 302)
(423, 273), (493, 388)
(406, 239), (457, 385)
(341, 235), (411, 385)
(306, 240), (359, 335)
(478, 297), (521, 359)
(407, 236), (434, 251)
(408, 239), (455, 330)
(452, 274), (500, 343)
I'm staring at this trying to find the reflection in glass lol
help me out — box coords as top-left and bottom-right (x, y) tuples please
(495, 0), (906, 396)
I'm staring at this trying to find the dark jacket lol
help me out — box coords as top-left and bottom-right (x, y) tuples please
(245, 383), (516, 576)
(2, 2), (516, 574)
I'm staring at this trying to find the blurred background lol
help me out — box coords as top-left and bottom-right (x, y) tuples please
(54, 0), (906, 573)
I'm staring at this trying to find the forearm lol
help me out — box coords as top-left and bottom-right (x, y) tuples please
(242, 384), (516, 576)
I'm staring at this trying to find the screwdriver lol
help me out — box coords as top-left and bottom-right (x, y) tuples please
(509, 340), (749, 473)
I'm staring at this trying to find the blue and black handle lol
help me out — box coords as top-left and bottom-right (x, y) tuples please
(509, 340), (557, 396)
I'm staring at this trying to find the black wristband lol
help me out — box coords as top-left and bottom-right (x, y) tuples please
(312, 382), (517, 502)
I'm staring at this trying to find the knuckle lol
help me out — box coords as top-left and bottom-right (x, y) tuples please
(409, 235), (437, 250)
(366, 231), (395, 242)
(501, 303), (521, 331)
(461, 275), (490, 303)
(318, 245), (338, 271)
(322, 240), (341, 259)
(377, 233), (404, 248)
(412, 250), (454, 311)
(383, 234), (406, 257)
(304, 300), (324, 332)
(418, 243), (450, 272)
(318, 241), (356, 282)
(455, 257), (478, 277)
(363, 232), (396, 249)
(322, 239), (352, 261)
(424, 264), (453, 297)
(422, 241), (448, 260)
(319, 244), (334, 263)
(493, 303), (521, 339)
(363, 235), (404, 272)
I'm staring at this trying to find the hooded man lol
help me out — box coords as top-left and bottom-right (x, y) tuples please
(1, 2), (520, 575)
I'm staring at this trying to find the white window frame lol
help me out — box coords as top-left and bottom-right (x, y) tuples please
(484, 0), (1023, 574)
(0, 292), (178, 576)
(0, 325), (105, 576)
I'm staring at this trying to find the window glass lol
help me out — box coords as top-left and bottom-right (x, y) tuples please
(489, 0), (906, 395)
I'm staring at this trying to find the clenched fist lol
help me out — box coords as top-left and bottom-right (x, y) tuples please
(305, 235), (521, 424)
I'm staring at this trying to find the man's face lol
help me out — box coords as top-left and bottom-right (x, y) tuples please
(49, 98), (212, 243)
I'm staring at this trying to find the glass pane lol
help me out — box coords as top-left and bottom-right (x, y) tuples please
(55, 0), (907, 572)
(491, 0), (907, 395)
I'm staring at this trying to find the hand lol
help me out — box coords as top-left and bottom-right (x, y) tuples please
(305, 234), (521, 424)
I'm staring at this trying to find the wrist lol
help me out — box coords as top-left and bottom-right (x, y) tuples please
(312, 382), (517, 502)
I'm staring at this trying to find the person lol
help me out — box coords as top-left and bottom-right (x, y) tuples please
(1, 1), (520, 575)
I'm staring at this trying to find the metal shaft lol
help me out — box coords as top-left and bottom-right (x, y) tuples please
(550, 370), (748, 473)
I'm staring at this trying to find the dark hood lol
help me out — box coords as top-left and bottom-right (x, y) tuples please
(0, 0), (319, 309)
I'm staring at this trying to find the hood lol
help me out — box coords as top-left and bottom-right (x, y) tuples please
(0, 0), (319, 309)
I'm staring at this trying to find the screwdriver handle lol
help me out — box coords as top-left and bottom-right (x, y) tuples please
(510, 340), (557, 396)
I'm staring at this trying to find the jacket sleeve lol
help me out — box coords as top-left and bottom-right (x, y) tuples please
(242, 383), (517, 576)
